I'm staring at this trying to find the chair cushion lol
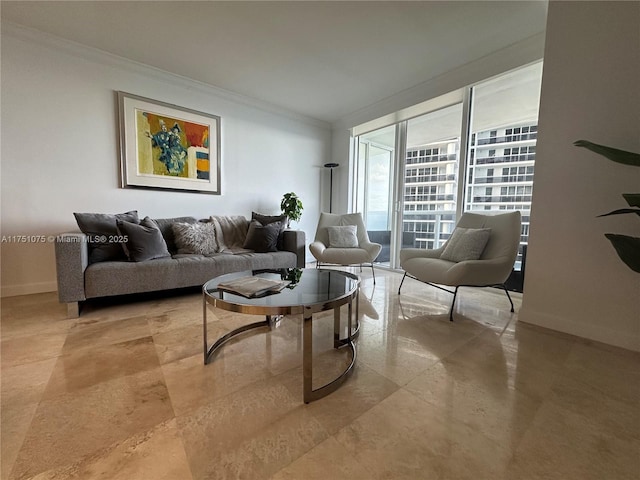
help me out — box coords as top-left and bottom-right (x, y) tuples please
(327, 225), (358, 248)
(440, 227), (491, 262)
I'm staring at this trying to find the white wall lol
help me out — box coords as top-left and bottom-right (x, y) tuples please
(0, 24), (330, 297)
(520, 1), (640, 351)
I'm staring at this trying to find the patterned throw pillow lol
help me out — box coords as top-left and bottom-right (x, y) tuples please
(327, 225), (359, 248)
(171, 222), (218, 255)
(440, 227), (491, 262)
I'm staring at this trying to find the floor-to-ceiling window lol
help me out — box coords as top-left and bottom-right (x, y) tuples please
(353, 62), (542, 279)
(466, 63), (542, 268)
(403, 103), (464, 251)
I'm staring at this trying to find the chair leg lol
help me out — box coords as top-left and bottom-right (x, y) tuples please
(398, 272), (407, 294)
(370, 263), (376, 285)
(449, 286), (460, 322)
(501, 284), (515, 312)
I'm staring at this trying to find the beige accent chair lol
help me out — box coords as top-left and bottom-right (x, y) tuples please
(398, 211), (521, 321)
(309, 212), (382, 283)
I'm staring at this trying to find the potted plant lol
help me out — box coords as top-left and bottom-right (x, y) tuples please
(575, 140), (640, 273)
(280, 192), (303, 228)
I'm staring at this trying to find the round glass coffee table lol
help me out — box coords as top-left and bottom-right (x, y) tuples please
(203, 268), (359, 403)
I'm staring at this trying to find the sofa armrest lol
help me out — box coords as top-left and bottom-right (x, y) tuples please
(282, 230), (306, 268)
(55, 233), (88, 303)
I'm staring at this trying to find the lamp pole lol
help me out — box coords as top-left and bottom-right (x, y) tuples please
(324, 163), (339, 213)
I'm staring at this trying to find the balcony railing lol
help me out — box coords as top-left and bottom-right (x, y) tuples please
(472, 154), (535, 165)
(471, 195), (533, 203)
(471, 175), (534, 184)
(404, 194), (456, 202)
(405, 174), (456, 183)
(475, 132), (537, 145)
(405, 154), (457, 165)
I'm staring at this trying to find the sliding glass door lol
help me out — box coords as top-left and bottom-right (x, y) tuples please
(353, 63), (542, 277)
(354, 125), (396, 265)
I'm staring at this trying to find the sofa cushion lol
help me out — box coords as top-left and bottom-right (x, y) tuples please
(74, 210), (139, 263)
(440, 227), (491, 262)
(252, 212), (287, 249)
(172, 222), (218, 255)
(116, 216), (171, 262)
(243, 220), (280, 253)
(152, 216), (198, 253)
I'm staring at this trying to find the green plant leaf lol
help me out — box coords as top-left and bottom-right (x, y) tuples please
(597, 208), (640, 218)
(574, 140), (640, 167)
(623, 194), (640, 207)
(604, 234), (640, 273)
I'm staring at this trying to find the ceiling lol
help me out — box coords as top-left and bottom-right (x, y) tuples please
(1, 1), (548, 124)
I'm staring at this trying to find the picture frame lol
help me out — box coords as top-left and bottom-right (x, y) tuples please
(117, 91), (221, 194)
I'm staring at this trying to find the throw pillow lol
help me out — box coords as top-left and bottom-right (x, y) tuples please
(74, 210), (139, 263)
(116, 217), (171, 262)
(152, 216), (198, 254)
(327, 225), (359, 248)
(172, 221), (218, 255)
(440, 227), (491, 262)
(243, 220), (280, 253)
(252, 211), (287, 249)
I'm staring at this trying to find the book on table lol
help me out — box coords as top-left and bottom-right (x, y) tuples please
(216, 276), (288, 298)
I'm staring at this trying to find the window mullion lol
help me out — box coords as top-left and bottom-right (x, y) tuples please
(457, 87), (473, 221)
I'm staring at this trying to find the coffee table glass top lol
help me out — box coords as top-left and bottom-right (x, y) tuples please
(203, 268), (358, 311)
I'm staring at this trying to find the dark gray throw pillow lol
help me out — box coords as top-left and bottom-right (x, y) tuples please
(74, 210), (139, 263)
(243, 220), (280, 253)
(252, 212), (287, 249)
(116, 216), (171, 262)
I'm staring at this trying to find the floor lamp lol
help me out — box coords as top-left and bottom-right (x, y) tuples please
(324, 163), (339, 213)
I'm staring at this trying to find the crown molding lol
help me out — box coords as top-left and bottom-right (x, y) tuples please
(1, 21), (330, 130)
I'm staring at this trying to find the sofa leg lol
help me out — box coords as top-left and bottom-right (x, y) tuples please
(67, 302), (80, 318)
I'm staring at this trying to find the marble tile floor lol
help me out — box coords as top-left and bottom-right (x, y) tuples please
(1, 267), (639, 479)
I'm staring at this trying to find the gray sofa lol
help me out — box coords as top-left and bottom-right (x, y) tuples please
(55, 214), (306, 317)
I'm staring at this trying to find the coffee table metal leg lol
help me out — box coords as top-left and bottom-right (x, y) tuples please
(303, 306), (313, 403)
(335, 289), (360, 347)
(203, 295), (208, 364)
(333, 305), (341, 348)
(203, 296), (272, 365)
(303, 302), (357, 404)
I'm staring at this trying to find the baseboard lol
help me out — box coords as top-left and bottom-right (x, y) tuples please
(1, 281), (57, 298)
(518, 307), (640, 352)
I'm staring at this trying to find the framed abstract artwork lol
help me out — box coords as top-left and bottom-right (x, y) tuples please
(118, 91), (221, 194)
